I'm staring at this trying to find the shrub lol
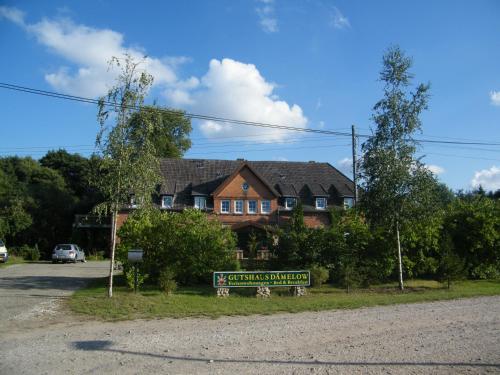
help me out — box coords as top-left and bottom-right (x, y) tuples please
(124, 265), (147, 291)
(20, 244), (40, 261)
(310, 265), (329, 287)
(158, 269), (177, 295)
(117, 209), (238, 285)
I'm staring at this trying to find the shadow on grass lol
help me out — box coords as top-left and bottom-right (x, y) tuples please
(71, 340), (500, 369)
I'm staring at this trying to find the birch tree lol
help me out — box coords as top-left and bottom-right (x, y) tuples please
(95, 54), (161, 297)
(360, 46), (436, 291)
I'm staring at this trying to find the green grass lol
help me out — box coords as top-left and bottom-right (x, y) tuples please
(69, 277), (500, 321)
(0, 255), (26, 268)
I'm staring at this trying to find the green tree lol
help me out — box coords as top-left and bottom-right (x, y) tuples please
(117, 209), (238, 285)
(360, 46), (437, 290)
(442, 194), (499, 279)
(128, 106), (191, 158)
(95, 54), (163, 297)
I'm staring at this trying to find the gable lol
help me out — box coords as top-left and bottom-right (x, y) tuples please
(213, 164), (278, 199)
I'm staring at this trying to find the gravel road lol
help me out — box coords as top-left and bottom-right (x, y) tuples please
(0, 261), (109, 333)
(1, 261), (499, 375)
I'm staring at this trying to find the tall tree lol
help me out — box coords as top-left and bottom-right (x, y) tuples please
(95, 54), (162, 298)
(360, 46), (436, 290)
(128, 106), (192, 158)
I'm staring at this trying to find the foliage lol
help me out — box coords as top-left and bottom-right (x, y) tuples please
(437, 235), (466, 289)
(117, 209), (238, 285)
(309, 265), (329, 287)
(18, 244), (40, 261)
(442, 194), (500, 278)
(0, 156), (75, 257)
(94, 54), (166, 297)
(158, 269), (178, 295)
(360, 46), (438, 289)
(127, 105), (191, 158)
(124, 265), (147, 291)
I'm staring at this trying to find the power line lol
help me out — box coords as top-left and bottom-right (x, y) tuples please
(2, 82), (500, 147)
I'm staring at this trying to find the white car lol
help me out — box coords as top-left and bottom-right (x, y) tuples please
(52, 244), (86, 263)
(0, 240), (8, 263)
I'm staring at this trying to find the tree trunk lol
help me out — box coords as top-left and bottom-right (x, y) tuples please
(108, 210), (118, 298)
(396, 221), (404, 291)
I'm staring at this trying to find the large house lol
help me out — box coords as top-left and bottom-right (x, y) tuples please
(117, 158), (355, 259)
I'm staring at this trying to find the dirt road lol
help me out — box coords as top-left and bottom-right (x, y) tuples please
(1, 263), (499, 374)
(0, 261), (108, 332)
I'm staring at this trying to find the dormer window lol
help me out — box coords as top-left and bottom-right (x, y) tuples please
(161, 195), (173, 209)
(315, 197), (327, 210)
(194, 196), (207, 209)
(285, 197), (296, 210)
(344, 197), (354, 209)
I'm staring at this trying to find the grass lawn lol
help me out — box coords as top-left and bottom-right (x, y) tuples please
(0, 255), (26, 268)
(69, 276), (500, 321)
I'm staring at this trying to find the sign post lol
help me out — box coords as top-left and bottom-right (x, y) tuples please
(128, 249), (143, 293)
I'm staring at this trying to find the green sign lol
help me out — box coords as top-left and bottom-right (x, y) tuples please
(213, 271), (310, 288)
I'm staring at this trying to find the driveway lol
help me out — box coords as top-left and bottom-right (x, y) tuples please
(0, 261), (108, 332)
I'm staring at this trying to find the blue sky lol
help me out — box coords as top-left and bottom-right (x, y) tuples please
(0, 0), (499, 191)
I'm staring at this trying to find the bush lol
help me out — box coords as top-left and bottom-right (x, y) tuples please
(310, 265), (329, 287)
(124, 264), (147, 291)
(158, 269), (177, 295)
(20, 244), (40, 261)
(117, 209), (238, 285)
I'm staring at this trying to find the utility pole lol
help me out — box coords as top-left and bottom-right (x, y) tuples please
(351, 124), (358, 205)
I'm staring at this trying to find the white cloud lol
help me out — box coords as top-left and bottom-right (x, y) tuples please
(426, 164), (445, 175)
(0, 6), (25, 26)
(338, 157), (352, 174)
(0, 6), (192, 97)
(330, 7), (350, 29)
(189, 58), (307, 142)
(490, 91), (500, 106)
(471, 166), (500, 191)
(256, 0), (278, 33)
(273, 156), (288, 161)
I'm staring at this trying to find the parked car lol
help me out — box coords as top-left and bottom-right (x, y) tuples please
(0, 240), (8, 263)
(52, 244), (86, 263)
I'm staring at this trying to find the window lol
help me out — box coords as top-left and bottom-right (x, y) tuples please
(285, 197), (296, 210)
(261, 200), (271, 214)
(315, 197), (327, 210)
(161, 195), (173, 209)
(221, 200), (230, 213)
(344, 197), (354, 209)
(194, 196), (207, 209)
(234, 200), (243, 214)
(242, 182), (249, 191)
(130, 195), (137, 207)
(248, 200), (257, 214)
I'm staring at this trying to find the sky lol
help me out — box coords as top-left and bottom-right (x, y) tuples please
(0, 0), (499, 191)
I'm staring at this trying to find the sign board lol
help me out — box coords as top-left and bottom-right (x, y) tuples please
(128, 249), (143, 263)
(213, 271), (310, 288)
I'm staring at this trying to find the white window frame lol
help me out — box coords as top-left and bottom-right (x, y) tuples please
(194, 196), (207, 210)
(315, 197), (327, 210)
(261, 200), (271, 214)
(234, 200), (243, 214)
(285, 197), (296, 210)
(221, 199), (230, 214)
(129, 195), (137, 208)
(247, 200), (257, 214)
(343, 197), (354, 210)
(161, 195), (173, 209)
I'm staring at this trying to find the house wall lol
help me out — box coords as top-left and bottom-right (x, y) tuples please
(278, 211), (331, 228)
(213, 166), (279, 226)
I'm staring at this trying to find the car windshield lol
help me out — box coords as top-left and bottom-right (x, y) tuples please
(0, 240), (4, 247)
(56, 244), (72, 250)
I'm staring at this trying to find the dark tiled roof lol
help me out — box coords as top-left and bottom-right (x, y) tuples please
(159, 158), (354, 208)
(307, 183), (329, 196)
